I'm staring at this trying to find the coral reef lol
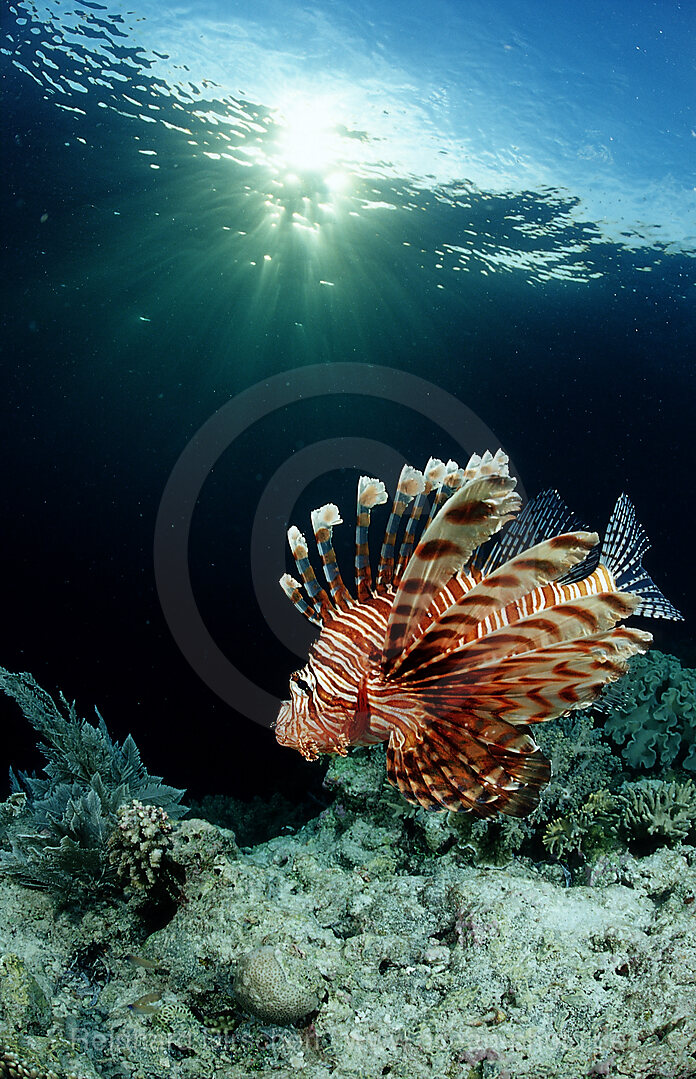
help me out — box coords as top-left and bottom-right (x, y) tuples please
(323, 746), (388, 808)
(0, 808), (695, 1078)
(542, 789), (620, 862)
(0, 954), (51, 1034)
(0, 1033), (96, 1079)
(533, 710), (621, 815)
(616, 778), (696, 842)
(325, 713), (628, 872)
(320, 658), (696, 875)
(2, 653), (696, 1076)
(190, 791), (315, 847)
(0, 1042), (61, 1079)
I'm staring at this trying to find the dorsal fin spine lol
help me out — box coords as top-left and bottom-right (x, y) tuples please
(287, 526), (331, 622)
(382, 458), (521, 673)
(424, 459), (464, 527)
(311, 504), (352, 610)
(355, 476), (388, 601)
(279, 573), (322, 626)
(376, 465), (425, 591)
(395, 458), (447, 586)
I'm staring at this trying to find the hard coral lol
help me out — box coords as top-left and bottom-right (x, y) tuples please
(0, 1040), (78, 1079)
(232, 944), (321, 1025)
(107, 799), (173, 892)
(0, 953), (51, 1034)
(0, 667), (186, 900)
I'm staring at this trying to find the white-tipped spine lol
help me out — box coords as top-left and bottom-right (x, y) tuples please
(444, 459), (466, 489)
(311, 503), (343, 531)
(357, 476), (388, 509)
(279, 572), (322, 625)
(287, 525), (308, 559)
(311, 502), (352, 607)
(462, 448), (510, 482)
(280, 571), (301, 593)
(424, 457), (447, 490)
(397, 464), (426, 498)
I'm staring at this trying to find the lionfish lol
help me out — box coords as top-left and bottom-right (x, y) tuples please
(274, 450), (681, 817)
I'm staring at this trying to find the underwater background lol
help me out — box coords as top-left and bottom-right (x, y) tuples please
(2, 0), (695, 810)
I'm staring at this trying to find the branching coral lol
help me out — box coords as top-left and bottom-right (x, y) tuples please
(0, 1044), (58, 1079)
(0, 1039), (81, 1079)
(107, 799), (174, 892)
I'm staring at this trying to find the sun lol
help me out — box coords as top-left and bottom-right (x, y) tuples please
(272, 95), (345, 176)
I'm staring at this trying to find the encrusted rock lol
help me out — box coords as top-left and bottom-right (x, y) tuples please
(0, 954), (50, 1034)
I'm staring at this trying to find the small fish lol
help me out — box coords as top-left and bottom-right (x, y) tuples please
(126, 954), (168, 974)
(275, 449), (681, 817)
(128, 991), (162, 1014)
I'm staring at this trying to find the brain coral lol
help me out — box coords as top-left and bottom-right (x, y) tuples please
(601, 651), (696, 772)
(232, 945), (321, 1025)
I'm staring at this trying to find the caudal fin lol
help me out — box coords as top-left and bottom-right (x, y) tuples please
(601, 494), (682, 620)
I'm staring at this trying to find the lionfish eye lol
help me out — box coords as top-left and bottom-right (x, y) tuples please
(294, 676), (312, 695)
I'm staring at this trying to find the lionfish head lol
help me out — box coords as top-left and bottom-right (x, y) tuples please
(274, 667), (340, 761)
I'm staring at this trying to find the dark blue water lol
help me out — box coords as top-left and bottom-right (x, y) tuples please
(2, 0), (694, 801)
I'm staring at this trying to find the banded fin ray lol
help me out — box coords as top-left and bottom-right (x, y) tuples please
(279, 572), (322, 626)
(393, 530), (600, 676)
(386, 711), (550, 817)
(400, 589), (639, 680)
(376, 465), (425, 591)
(472, 488), (586, 575)
(394, 458), (447, 585)
(382, 450), (521, 672)
(423, 458), (466, 528)
(355, 477), (388, 602)
(404, 626), (652, 725)
(311, 504), (353, 610)
(287, 526), (332, 621)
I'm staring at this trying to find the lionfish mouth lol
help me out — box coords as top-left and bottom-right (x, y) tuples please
(273, 700), (293, 745)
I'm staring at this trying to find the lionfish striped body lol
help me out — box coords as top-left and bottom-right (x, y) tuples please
(275, 451), (681, 817)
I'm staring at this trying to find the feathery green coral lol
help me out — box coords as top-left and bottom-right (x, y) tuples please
(542, 789), (620, 861)
(0, 667), (186, 898)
